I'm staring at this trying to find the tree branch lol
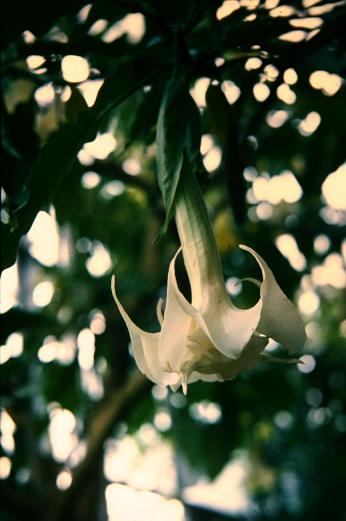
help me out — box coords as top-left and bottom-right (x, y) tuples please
(48, 370), (150, 521)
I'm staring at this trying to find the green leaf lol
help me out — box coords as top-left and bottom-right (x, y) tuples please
(156, 78), (201, 232)
(205, 83), (231, 145)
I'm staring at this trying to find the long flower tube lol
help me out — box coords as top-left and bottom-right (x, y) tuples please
(111, 167), (306, 393)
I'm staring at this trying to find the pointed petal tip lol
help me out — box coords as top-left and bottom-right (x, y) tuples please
(111, 274), (116, 295)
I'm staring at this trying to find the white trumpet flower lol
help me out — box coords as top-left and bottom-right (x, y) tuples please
(111, 167), (306, 393)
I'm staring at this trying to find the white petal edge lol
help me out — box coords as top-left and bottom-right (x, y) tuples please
(111, 276), (177, 386)
(239, 245), (306, 352)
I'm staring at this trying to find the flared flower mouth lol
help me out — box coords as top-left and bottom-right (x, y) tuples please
(111, 166), (306, 393)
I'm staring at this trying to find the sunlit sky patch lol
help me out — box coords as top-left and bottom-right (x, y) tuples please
(86, 242), (112, 277)
(298, 111), (321, 136)
(0, 263), (19, 313)
(78, 79), (104, 107)
(279, 30), (307, 43)
(0, 410), (16, 454)
(216, 1), (241, 20)
(34, 83), (55, 107)
(221, 80), (241, 104)
(266, 109), (289, 128)
(251, 170), (302, 205)
(0, 456), (11, 479)
(276, 83), (296, 104)
(106, 484), (185, 521)
(183, 453), (254, 515)
(26, 55), (45, 71)
(48, 407), (78, 462)
(276, 234), (307, 271)
(322, 163), (346, 210)
(61, 55), (90, 83)
(203, 146), (222, 172)
(102, 13), (145, 44)
(83, 132), (117, 161)
(0, 333), (24, 365)
(269, 5), (296, 17)
(27, 210), (60, 267)
(309, 71), (343, 96)
(253, 83), (270, 102)
(190, 77), (210, 108)
(33, 280), (55, 308)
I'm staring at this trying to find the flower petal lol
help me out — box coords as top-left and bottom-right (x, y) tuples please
(158, 250), (196, 373)
(240, 245), (306, 352)
(111, 276), (176, 385)
(197, 288), (263, 360)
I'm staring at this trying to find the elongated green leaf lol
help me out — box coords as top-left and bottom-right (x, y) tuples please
(156, 78), (201, 232)
(205, 83), (231, 145)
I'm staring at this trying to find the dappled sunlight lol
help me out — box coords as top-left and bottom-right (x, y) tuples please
(290, 17), (323, 29)
(309, 70), (343, 96)
(56, 468), (73, 490)
(48, 407), (78, 463)
(283, 68), (298, 85)
(266, 109), (289, 128)
(90, 310), (106, 335)
(80, 368), (104, 399)
(269, 5), (296, 17)
(26, 55), (46, 72)
(82, 132), (117, 161)
(106, 484), (185, 521)
(322, 163), (346, 210)
(89, 19), (108, 36)
(32, 280), (55, 307)
(0, 262), (19, 313)
(102, 13), (146, 44)
(81, 170), (101, 189)
(77, 328), (95, 370)
(0, 410), (16, 454)
(308, 2), (346, 16)
(311, 253), (346, 289)
(104, 428), (178, 496)
(78, 79), (104, 107)
(251, 170), (302, 205)
(203, 146), (222, 172)
(0, 333), (24, 365)
(189, 400), (222, 424)
(61, 55), (90, 83)
(221, 80), (241, 104)
(100, 180), (125, 199)
(276, 83), (296, 104)
(298, 111), (321, 136)
(263, 63), (279, 82)
(279, 30), (307, 42)
(38, 335), (76, 365)
(27, 210), (60, 267)
(253, 82), (270, 102)
(34, 83), (55, 107)
(216, 0), (241, 20)
(298, 354), (316, 373)
(0, 456), (11, 479)
(313, 234), (331, 255)
(190, 77), (210, 108)
(275, 234), (307, 271)
(298, 291), (320, 315)
(245, 57), (262, 71)
(123, 158), (141, 176)
(86, 241), (112, 277)
(184, 454), (254, 515)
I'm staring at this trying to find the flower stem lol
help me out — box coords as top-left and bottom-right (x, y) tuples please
(174, 162), (226, 308)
